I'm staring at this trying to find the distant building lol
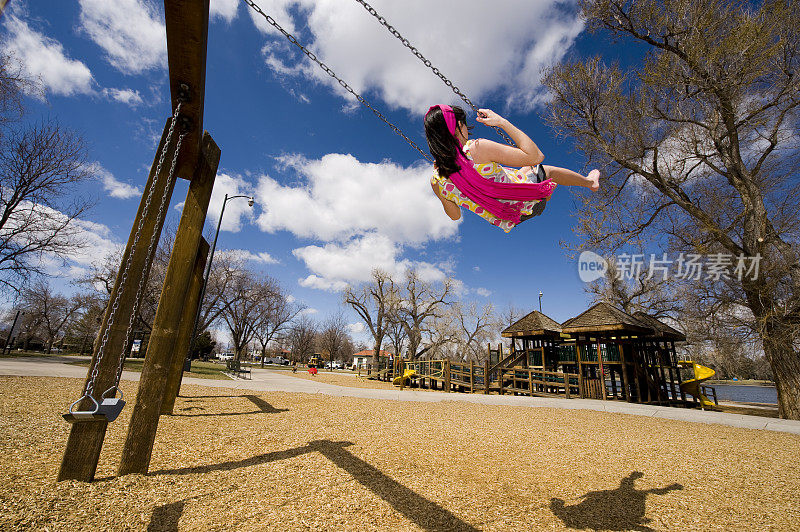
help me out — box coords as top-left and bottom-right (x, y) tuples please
(351, 349), (391, 369)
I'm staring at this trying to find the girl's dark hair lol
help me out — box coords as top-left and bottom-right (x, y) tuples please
(424, 105), (471, 177)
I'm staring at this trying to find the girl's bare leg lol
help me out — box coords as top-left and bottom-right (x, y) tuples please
(543, 165), (600, 191)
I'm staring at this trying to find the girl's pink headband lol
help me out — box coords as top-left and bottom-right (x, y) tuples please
(428, 104), (457, 136)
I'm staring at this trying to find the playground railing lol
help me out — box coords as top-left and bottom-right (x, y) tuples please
(494, 367), (579, 398)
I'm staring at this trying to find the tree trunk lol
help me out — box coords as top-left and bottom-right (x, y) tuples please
(761, 317), (800, 419)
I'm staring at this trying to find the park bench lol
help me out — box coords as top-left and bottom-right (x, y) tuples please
(225, 359), (251, 380)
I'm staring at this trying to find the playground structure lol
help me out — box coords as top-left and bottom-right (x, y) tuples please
(373, 303), (713, 409)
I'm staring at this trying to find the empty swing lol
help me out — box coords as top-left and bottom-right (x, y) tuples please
(63, 103), (188, 424)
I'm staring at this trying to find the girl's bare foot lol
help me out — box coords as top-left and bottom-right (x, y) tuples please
(588, 169), (600, 191)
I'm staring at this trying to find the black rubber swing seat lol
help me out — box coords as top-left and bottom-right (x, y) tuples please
(62, 390), (126, 423)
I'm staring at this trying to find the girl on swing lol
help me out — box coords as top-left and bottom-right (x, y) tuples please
(425, 104), (600, 232)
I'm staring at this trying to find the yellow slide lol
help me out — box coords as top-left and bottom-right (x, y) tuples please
(678, 361), (716, 409)
(393, 369), (418, 387)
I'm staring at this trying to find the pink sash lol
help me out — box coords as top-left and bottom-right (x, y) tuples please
(429, 105), (554, 223)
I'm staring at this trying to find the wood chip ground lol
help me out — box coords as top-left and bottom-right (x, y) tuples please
(1, 376), (798, 530)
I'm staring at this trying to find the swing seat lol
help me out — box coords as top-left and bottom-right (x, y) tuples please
(63, 390), (126, 423)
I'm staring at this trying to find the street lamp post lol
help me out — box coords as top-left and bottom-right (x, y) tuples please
(538, 291), (543, 313)
(186, 193), (254, 367)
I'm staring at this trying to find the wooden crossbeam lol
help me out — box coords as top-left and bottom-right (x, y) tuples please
(164, 0), (210, 179)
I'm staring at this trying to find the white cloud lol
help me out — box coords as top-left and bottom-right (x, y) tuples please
(475, 287), (492, 297)
(256, 153), (457, 244)
(220, 249), (279, 265)
(89, 162), (142, 199)
(208, 173), (255, 233)
(11, 204), (123, 281)
(286, 294), (296, 303)
(102, 88), (144, 107)
(292, 233), (448, 291)
(248, 0), (584, 113)
(211, 0), (240, 23)
(1, 15), (93, 97)
(300, 307), (318, 315)
(78, 0), (167, 74)
(347, 322), (365, 334)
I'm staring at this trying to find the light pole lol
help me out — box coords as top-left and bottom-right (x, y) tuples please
(187, 194), (254, 366)
(538, 291), (543, 313)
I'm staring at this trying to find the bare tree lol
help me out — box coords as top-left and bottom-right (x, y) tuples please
(287, 313), (317, 363)
(343, 269), (397, 366)
(393, 269), (454, 358)
(66, 296), (104, 355)
(219, 271), (277, 361)
(317, 313), (350, 369)
(20, 280), (84, 352)
(385, 314), (408, 358)
(501, 303), (526, 328)
(452, 302), (499, 362)
(254, 284), (303, 367)
(544, 0), (800, 418)
(0, 53), (94, 293)
(195, 250), (248, 336)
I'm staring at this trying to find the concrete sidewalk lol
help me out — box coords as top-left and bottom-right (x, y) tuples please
(2, 356), (798, 435)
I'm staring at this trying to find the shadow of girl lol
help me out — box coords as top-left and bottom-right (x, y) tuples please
(550, 471), (683, 531)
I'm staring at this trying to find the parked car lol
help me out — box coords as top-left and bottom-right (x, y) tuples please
(217, 353), (234, 361)
(263, 356), (288, 365)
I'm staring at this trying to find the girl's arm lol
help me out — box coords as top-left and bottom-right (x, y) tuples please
(470, 109), (544, 167)
(431, 181), (461, 221)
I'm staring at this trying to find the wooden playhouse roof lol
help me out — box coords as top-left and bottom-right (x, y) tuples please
(502, 310), (562, 337)
(631, 311), (686, 341)
(560, 302), (653, 334)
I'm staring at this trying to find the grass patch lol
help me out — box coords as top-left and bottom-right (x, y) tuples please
(0, 351), (79, 359)
(67, 358), (230, 380)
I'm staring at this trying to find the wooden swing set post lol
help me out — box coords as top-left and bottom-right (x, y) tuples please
(160, 237), (210, 415)
(58, 0), (212, 482)
(117, 0), (214, 476)
(118, 132), (219, 476)
(57, 120), (180, 482)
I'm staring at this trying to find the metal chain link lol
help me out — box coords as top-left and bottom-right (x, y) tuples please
(242, 0), (432, 162)
(352, 0), (516, 147)
(83, 102), (183, 398)
(111, 132), (186, 390)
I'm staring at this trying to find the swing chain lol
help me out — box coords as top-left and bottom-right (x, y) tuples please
(83, 101), (183, 399)
(111, 131), (186, 392)
(352, 0), (517, 147)
(242, 0), (433, 162)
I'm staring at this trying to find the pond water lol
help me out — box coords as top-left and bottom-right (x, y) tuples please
(710, 384), (778, 404)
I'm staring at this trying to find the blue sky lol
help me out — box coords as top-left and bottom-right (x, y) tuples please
(1, 0), (621, 343)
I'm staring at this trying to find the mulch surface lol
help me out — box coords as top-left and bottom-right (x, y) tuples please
(1, 375), (798, 531)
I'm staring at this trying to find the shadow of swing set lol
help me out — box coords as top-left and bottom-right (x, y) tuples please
(140, 439), (681, 532)
(57, 0), (527, 482)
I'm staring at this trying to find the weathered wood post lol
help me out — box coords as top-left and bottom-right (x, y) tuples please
(484, 359), (489, 394)
(57, 120), (179, 483)
(597, 340), (606, 401)
(118, 133), (219, 476)
(161, 237), (210, 414)
(469, 360), (474, 394)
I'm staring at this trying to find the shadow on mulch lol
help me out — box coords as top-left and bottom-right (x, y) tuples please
(146, 500), (185, 532)
(171, 394), (288, 417)
(150, 439), (478, 532)
(550, 471), (683, 531)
